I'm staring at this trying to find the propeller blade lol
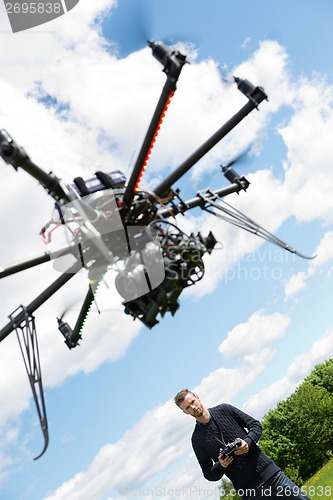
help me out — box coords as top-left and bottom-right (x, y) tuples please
(106, 0), (200, 56)
(222, 146), (252, 170)
(59, 300), (79, 321)
(105, 0), (152, 55)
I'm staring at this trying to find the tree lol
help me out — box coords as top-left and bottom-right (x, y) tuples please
(260, 381), (333, 483)
(260, 400), (298, 477)
(305, 358), (333, 393)
(220, 478), (241, 500)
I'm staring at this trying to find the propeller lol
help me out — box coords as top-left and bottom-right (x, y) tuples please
(221, 147), (253, 170)
(101, 0), (151, 56)
(58, 302), (77, 322)
(220, 147), (256, 186)
(106, 0), (200, 56)
(221, 145), (256, 173)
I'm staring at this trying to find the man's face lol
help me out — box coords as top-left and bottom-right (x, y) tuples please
(179, 393), (204, 418)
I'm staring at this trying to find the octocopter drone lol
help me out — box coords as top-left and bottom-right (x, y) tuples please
(0, 41), (312, 458)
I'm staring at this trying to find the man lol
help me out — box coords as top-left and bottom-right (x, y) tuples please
(174, 389), (310, 500)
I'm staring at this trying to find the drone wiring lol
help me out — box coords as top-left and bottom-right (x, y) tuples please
(148, 189), (177, 219)
(40, 216), (84, 244)
(41, 222), (63, 244)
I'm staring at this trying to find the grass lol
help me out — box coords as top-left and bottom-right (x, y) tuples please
(302, 458), (333, 499)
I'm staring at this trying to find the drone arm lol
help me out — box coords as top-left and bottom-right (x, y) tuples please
(0, 253), (53, 279)
(0, 129), (71, 203)
(0, 242), (80, 279)
(72, 285), (95, 337)
(122, 42), (187, 210)
(122, 81), (175, 209)
(157, 181), (249, 218)
(58, 271), (106, 348)
(153, 84), (268, 199)
(0, 260), (82, 343)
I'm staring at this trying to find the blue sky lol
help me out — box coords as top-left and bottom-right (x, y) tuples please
(0, 0), (333, 499)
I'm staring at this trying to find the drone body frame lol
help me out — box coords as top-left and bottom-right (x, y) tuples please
(0, 41), (312, 458)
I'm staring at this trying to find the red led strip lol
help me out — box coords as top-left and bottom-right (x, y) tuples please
(134, 90), (175, 192)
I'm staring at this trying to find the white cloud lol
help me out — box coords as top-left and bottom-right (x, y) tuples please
(43, 401), (193, 500)
(284, 271), (307, 299)
(307, 231), (333, 275)
(285, 231), (333, 298)
(243, 329), (333, 417)
(241, 37), (252, 49)
(232, 40), (292, 112)
(281, 79), (333, 225)
(218, 310), (291, 360)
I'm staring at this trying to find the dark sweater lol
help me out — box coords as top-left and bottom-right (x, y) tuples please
(191, 403), (279, 494)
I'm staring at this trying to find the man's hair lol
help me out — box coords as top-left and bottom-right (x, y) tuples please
(174, 388), (195, 408)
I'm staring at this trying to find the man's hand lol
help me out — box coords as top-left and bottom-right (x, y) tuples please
(234, 438), (249, 456)
(218, 453), (234, 468)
